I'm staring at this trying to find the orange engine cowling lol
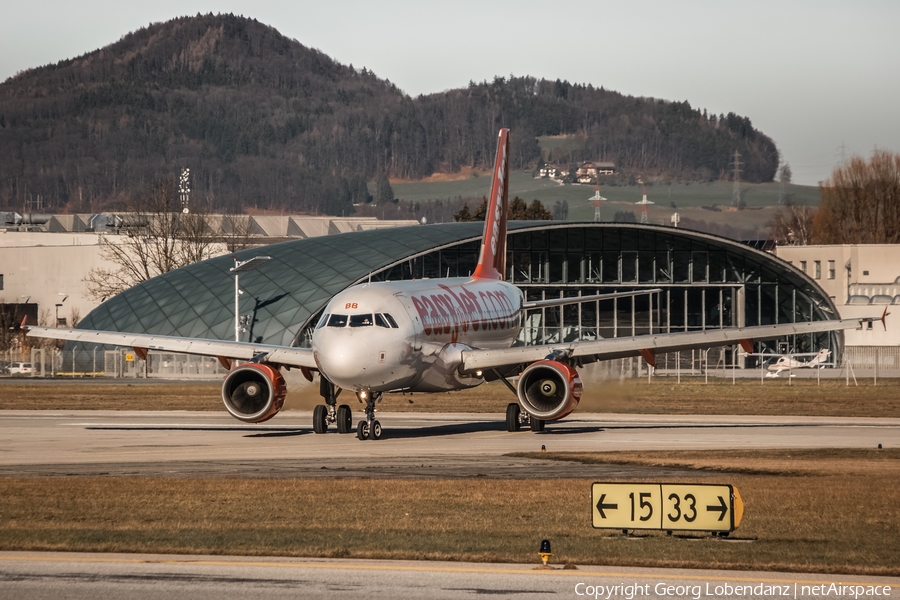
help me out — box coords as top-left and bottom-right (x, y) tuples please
(516, 360), (583, 421)
(221, 363), (287, 423)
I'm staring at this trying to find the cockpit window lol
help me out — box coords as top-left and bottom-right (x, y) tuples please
(349, 314), (374, 327)
(383, 313), (399, 328)
(316, 313), (330, 329)
(374, 314), (390, 328)
(327, 314), (348, 328)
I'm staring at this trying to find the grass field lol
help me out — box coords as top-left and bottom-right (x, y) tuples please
(1, 449), (897, 574)
(391, 172), (820, 210)
(3, 377), (899, 418)
(389, 172), (819, 238)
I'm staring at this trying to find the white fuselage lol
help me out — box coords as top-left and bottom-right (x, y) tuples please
(767, 349), (831, 372)
(311, 277), (524, 393)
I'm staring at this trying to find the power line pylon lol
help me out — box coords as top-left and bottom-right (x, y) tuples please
(730, 150), (743, 207)
(635, 185), (654, 224)
(588, 186), (606, 222)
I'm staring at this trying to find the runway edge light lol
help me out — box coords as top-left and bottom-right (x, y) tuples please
(539, 539), (552, 566)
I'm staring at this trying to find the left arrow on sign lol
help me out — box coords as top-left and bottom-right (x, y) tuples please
(707, 496), (727, 521)
(595, 494), (617, 519)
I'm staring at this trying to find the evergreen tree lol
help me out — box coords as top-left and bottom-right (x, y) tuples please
(375, 173), (394, 205)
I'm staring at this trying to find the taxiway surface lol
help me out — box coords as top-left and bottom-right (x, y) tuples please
(1, 410), (896, 478)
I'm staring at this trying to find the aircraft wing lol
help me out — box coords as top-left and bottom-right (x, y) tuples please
(26, 326), (317, 369)
(460, 316), (877, 372)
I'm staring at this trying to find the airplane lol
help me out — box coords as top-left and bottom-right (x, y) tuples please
(27, 129), (887, 441)
(764, 349), (832, 377)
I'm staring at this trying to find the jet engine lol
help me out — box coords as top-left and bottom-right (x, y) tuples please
(221, 363), (287, 423)
(516, 360), (583, 420)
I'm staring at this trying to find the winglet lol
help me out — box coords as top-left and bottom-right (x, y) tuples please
(882, 306), (890, 331)
(472, 128), (510, 280)
(20, 314), (28, 329)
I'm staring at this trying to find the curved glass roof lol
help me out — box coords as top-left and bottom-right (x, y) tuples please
(78, 222), (485, 347)
(76, 222), (839, 351)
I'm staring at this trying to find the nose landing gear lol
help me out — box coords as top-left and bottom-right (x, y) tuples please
(355, 390), (382, 440)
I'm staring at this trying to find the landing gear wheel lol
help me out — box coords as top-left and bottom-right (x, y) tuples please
(530, 417), (545, 432)
(337, 404), (352, 433)
(313, 404), (328, 434)
(506, 403), (521, 432)
(356, 420), (370, 440)
(369, 420), (382, 440)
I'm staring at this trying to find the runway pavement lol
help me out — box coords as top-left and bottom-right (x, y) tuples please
(0, 410), (897, 478)
(1, 552), (897, 600)
(3, 412), (899, 597)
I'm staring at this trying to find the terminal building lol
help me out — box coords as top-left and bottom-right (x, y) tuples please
(62, 222), (849, 377)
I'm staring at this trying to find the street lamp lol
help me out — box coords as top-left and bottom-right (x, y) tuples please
(229, 256), (271, 342)
(55, 294), (68, 327)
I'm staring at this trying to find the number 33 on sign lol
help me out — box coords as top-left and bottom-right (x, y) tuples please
(591, 482), (744, 533)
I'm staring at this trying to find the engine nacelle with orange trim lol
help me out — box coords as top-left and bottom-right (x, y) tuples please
(516, 360), (583, 421)
(221, 363), (287, 423)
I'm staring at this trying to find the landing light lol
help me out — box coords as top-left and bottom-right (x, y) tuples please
(475, 370), (483, 377)
(359, 391), (368, 400)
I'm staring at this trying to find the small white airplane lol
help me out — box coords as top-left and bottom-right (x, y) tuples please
(764, 348), (832, 377)
(28, 129), (886, 440)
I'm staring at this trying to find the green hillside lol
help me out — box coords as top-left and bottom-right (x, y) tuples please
(390, 175), (818, 239)
(392, 174), (819, 210)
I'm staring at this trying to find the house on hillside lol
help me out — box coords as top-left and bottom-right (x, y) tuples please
(539, 165), (565, 179)
(576, 161), (617, 179)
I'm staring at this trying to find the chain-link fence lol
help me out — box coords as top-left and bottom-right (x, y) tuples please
(2, 346), (899, 380)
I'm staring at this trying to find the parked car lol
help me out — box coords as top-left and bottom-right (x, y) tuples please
(7, 362), (34, 375)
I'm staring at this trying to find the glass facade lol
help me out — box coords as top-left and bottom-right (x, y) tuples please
(69, 222), (841, 368)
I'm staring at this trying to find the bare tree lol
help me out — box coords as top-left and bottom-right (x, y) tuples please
(813, 150), (900, 244)
(0, 302), (18, 353)
(85, 177), (220, 300)
(769, 201), (815, 245)
(220, 214), (255, 252)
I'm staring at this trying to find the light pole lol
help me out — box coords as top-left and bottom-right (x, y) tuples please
(54, 294), (68, 327)
(230, 256), (271, 342)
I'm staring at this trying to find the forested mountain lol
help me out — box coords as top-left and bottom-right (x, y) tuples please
(0, 14), (779, 215)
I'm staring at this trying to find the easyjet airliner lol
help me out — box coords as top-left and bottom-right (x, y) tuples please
(28, 129), (885, 440)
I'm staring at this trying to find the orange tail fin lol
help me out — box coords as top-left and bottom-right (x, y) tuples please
(472, 128), (510, 280)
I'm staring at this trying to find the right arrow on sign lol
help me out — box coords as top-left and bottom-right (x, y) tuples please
(596, 494), (618, 519)
(707, 496), (728, 521)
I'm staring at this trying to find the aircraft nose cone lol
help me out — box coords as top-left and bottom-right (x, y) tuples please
(315, 344), (365, 387)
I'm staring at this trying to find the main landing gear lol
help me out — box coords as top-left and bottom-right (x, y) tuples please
(505, 403), (544, 433)
(313, 377), (353, 434)
(356, 390), (382, 440)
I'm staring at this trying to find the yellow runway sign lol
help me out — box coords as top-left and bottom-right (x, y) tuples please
(591, 483), (743, 533)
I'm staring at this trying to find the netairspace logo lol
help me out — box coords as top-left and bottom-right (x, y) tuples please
(573, 581), (892, 599)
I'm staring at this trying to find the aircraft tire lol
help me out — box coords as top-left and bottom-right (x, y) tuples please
(506, 403), (521, 432)
(313, 405), (327, 434)
(370, 420), (382, 440)
(530, 417), (545, 432)
(356, 420), (369, 440)
(337, 405), (352, 433)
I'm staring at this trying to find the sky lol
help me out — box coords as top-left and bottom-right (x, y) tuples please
(2, 1), (898, 186)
